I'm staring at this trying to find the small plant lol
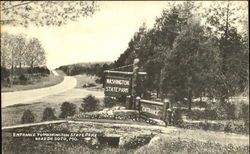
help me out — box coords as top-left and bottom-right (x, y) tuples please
(19, 74), (28, 84)
(172, 108), (183, 127)
(21, 110), (35, 124)
(104, 97), (116, 108)
(42, 107), (57, 121)
(59, 102), (76, 118)
(80, 95), (99, 112)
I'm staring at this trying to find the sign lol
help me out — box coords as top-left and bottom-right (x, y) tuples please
(140, 101), (164, 119)
(104, 76), (131, 97)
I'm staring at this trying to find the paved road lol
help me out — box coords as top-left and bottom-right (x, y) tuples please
(1, 76), (77, 107)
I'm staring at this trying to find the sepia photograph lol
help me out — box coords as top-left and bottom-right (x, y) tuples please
(1, 1), (249, 153)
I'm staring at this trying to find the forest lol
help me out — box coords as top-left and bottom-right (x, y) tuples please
(111, 2), (248, 110)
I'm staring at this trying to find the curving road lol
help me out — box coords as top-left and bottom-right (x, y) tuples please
(1, 76), (77, 108)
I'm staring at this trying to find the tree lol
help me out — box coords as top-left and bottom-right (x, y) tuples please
(21, 110), (35, 124)
(162, 19), (220, 110)
(15, 35), (27, 75)
(1, 33), (24, 86)
(204, 2), (248, 102)
(25, 38), (46, 70)
(1, 1), (98, 27)
(59, 102), (76, 118)
(80, 95), (99, 112)
(42, 107), (57, 121)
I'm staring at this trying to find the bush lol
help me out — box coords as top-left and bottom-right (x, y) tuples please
(21, 110), (35, 124)
(226, 103), (236, 120)
(241, 103), (249, 133)
(59, 102), (76, 118)
(19, 74), (28, 84)
(104, 97), (116, 108)
(80, 95), (99, 112)
(42, 107), (57, 121)
(1, 66), (9, 81)
(172, 108), (183, 126)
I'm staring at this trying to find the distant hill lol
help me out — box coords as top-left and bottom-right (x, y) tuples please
(56, 61), (113, 77)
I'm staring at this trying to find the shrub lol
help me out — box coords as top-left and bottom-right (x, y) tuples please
(241, 103), (249, 133)
(172, 108), (183, 126)
(21, 110), (35, 124)
(59, 102), (76, 118)
(80, 95), (99, 112)
(224, 121), (233, 132)
(215, 102), (228, 120)
(1, 66), (9, 81)
(42, 107), (57, 121)
(104, 97), (116, 108)
(226, 103), (236, 120)
(19, 74), (28, 84)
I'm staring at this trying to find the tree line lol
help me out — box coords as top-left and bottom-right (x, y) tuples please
(1, 33), (47, 85)
(112, 2), (248, 110)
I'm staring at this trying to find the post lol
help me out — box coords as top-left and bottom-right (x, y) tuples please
(131, 58), (139, 110)
(126, 95), (132, 109)
(162, 99), (169, 121)
(135, 96), (141, 110)
(136, 96), (141, 119)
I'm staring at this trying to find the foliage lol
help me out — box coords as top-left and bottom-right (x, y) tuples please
(103, 97), (116, 108)
(241, 103), (249, 133)
(42, 107), (57, 121)
(25, 38), (46, 69)
(1, 67), (9, 81)
(80, 95), (100, 112)
(58, 63), (110, 79)
(21, 110), (35, 124)
(1, 32), (47, 81)
(111, 2), (248, 111)
(59, 102), (76, 118)
(135, 136), (249, 154)
(1, 1), (98, 27)
(171, 108), (183, 126)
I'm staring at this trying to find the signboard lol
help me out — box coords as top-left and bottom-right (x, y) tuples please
(140, 101), (164, 119)
(104, 76), (131, 97)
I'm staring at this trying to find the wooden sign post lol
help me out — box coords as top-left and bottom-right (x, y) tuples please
(104, 58), (146, 109)
(131, 58), (139, 110)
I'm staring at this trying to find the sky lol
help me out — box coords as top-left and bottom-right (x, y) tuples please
(1, 1), (247, 70)
(1, 1), (172, 69)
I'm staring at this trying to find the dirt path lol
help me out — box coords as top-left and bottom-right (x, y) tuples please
(1, 76), (77, 107)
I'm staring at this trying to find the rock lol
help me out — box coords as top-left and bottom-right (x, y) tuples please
(148, 135), (162, 146)
(103, 108), (110, 112)
(119, 107), (126, 110)
(148, 118), (166, 126)
(107, 110), (114, 116)
(112, 106), (120, 110)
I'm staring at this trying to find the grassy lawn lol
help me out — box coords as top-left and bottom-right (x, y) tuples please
(1, 72), (64, 92)
(74, 74), (100, 88)
(2, 73), (104, 127)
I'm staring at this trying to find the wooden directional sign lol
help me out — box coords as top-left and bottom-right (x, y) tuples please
(104, 76), (131, 97)
(139, 99), (164, 119)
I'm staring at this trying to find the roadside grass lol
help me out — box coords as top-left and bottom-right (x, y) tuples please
(2, 73), (105, 127)
(1, 100), (77, 126)
(74, 74), (100, 88)
(2, 125), (248, 154)
(1, 97), (104, 126)
(1, 73), (64, 92)
(135, 134), (249, 154)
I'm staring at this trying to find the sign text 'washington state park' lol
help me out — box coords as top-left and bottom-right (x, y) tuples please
(104, 76), (131, 97)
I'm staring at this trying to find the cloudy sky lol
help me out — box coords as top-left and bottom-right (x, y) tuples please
(1, 1), (247, 69)
(2, 1), (173, 69)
